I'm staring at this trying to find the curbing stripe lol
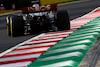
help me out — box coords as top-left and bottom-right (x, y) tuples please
(19, 42), (57, 49)
(1, 51), (46, 58)
(0, 30), (73, 67)
(0, 33), (45, 57)
(0, 61), (31, 67)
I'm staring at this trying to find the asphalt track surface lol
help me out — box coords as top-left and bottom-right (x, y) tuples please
(0, 0), (100, 54)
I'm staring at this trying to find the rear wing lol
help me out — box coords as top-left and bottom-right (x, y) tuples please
(21, 4), (57, 14)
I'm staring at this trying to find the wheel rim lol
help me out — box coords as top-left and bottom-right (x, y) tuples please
(10, 17), (13, 36)
(6, 17), (11, 36)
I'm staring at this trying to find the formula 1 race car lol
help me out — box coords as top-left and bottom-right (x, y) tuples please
(6, 4), (70, 37)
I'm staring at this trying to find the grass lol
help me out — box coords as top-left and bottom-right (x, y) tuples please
(0, 10), (14, 14)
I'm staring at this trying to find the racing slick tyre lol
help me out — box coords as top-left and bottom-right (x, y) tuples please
(10, 15), (25, 37)
(6, 16), (11, 36)
(57, 10), (70, 31)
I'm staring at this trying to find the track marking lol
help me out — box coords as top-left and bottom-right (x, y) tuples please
(44, 45), (89, 55)
(41, 60), (75, 67)
(37, 52), (82, 61)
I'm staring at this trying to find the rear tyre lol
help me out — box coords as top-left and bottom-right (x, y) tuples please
(6, 16), (11, 36)
(57, 10), (70, 31)
(10, 15), (25, 37)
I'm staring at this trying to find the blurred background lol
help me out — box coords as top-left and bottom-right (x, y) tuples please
(0, 0), (84, 10)
(0, 0), (32, 10)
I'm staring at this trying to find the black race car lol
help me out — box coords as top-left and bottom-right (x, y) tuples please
(6, 4), (70, 37)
